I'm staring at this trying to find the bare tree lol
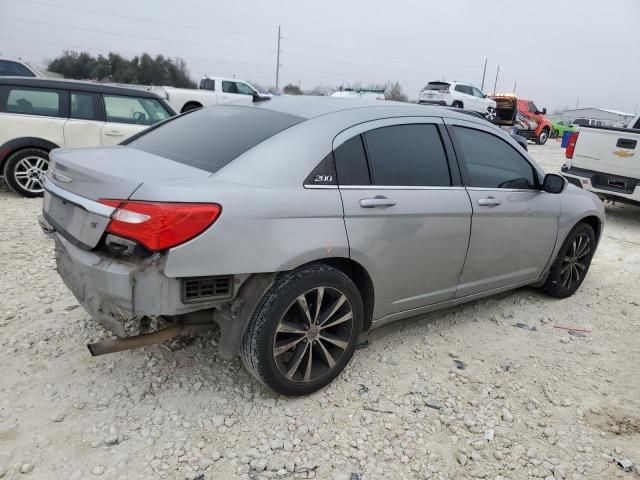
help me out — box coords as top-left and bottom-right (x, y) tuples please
(384, 81), (408, 102)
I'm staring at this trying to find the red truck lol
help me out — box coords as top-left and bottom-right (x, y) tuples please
(490, 94), (553, 145)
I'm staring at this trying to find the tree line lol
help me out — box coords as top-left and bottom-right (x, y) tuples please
(47, 51), (408, 101)
(48, 51), (196, 88)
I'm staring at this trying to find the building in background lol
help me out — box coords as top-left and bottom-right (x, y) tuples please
(551, 108), (636, 127)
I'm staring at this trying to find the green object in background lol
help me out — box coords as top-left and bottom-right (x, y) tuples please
(551, 120), (576, 138)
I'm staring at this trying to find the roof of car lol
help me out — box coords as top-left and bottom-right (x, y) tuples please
(0, 77), (162, 98)
(252, 95), (475, 121)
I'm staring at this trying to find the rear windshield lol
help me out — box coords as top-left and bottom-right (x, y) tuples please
(0, 60), (35, 77)
(126, 106), (304, 173)
(424, 82), (450, 91)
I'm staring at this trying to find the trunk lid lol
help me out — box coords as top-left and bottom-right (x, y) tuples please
(43, 146), (211, 249)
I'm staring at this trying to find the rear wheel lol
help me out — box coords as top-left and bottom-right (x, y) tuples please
(542, 223), (596, 298)
(180, 102), (202, 113)
(536, 128), (549, 145)
(452, 101), (463, 108)
(241, 264), (364, 396)
(3, 148), (49, 198)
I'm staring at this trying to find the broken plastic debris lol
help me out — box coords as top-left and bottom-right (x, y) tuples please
(453, 359), (466, 370)
(553, 325), (592, 333)
(617, 458), (633, 472)
(568, 329), (587, 337)
(484, 429), (494, 441)
(513, 323), (537, 331)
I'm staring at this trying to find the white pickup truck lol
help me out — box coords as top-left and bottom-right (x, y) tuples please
(149, 76), (265, 113)
(562, 114), (640, 204)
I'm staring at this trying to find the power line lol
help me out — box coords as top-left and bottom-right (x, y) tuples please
(0, 17), (274, 54)
(285, 36), (480, 71)
(0, 36), (274, 70)
(11, 0), (273, 39)
(283, 50), (474, 79)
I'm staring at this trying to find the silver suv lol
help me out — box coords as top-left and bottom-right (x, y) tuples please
(40, 98), (605, 395)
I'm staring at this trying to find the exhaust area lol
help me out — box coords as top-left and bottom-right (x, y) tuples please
(87, 322), (186, 356)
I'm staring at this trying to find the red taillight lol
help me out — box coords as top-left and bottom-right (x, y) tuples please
(99, 200), (221, 251)
(566, 132), (579, 159)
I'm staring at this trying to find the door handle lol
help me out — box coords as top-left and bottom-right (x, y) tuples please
(105, 130), (123, 137)
(477, 197), (502, 207)
(359, 196), (396, 208)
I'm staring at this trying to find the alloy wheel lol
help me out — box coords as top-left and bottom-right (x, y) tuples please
(273, 287), (354, 383)
(560, 233), (591, 289)
(485, 107), (497, 121)
(13, 155), (49, 194)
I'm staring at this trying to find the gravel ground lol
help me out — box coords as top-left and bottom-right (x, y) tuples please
(1, 141), (639, 480)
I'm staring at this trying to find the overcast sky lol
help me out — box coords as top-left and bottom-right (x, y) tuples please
(1, 0), (639, 113)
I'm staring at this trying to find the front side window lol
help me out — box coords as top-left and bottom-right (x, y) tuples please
(454, 127), (536, 189)
(236, 82), (257, 96)
(364, 124), (451, 187)
(6, 88), (61, 116)
(71, 92), (99, 120)
(222, 81), (238, 94)
(0, 60), (35, 77)
(103, 95), (171, 125)
(471, 87), (485, 98)
(528, 102), (539, 113)
(454, 85), (468, 94)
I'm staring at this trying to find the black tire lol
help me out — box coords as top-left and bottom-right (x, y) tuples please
(536, 128), (549, 145)
(3, 148), (49, 198)
(452, 101), (463, 108)
(180, 102), (202, 113)
(241, 264), (364, 396)
(542, 223), (596, 298)
(485, 106), (497, 122)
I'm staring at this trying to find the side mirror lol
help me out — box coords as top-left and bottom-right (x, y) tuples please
(252, 93), (271, 103)
(543, 173), (566, 194)
(542, 108), (547, 115)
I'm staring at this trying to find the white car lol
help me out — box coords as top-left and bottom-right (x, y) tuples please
(331, 88), (386, 100)
(149, 76), (265, 113)
(419, 81), (496, 120)
(0, 57), (45, 78)
(0, 77), (175, 197)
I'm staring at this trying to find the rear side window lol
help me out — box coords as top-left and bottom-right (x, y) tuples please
(454, 127), (536, 189)
(334, 135), (370, 185)
(424, 82), (450, 91)
(71, 92), (100, 120)
(364, 124), (451, 186)
(5, 88), (61, 117)
(0, 60), (35, 77)
(127, 106), (304, 173)
(104, 95), (171, 125)
(199, 78), (215, 91)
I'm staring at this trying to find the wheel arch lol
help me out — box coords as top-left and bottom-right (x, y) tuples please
(577, 214), (602, 242)
(180, 101), (203, 113)
(0, 137), (59, 172)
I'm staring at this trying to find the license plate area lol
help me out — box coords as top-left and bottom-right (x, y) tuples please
(607, 178), (627, 189)
(44, 191), (110, 248)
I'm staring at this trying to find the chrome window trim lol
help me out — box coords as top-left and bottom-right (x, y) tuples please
(305, 184), (467, 191)
(465, 187), (542, 193)
(43, 176), (115, 217)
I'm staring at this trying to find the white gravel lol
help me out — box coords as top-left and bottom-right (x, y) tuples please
(1, 141), (639, 479)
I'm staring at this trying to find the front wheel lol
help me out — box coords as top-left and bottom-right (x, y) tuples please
(536, 129), (549, 145)
(241, 264), (364, 396)
(542, 223), (596, 298)
(485, 107), (497, 121)
(3, 148), (49, 198)
(452, 101), (463, 108)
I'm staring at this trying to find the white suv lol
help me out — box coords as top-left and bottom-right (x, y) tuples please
(419, 81), (497, 120)
(0, 78), (175, 197)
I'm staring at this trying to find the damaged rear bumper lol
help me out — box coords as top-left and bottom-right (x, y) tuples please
(52, 233), (198, 336)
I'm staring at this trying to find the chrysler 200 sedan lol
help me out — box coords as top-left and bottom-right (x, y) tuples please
(40, 98), (605, 395)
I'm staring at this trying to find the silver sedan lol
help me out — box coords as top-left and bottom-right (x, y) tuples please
(40, 98), (605, 395)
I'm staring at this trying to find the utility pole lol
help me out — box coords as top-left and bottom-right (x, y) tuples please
(275, 25), (282, 91)
(493, 65), (500, 95)
(575, 97), (579, 109)
(481, 58), (487, 90)
(512, 81), (517, 94)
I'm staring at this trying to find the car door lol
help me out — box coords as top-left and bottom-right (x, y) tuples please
(335, 118), (472, 320)
(446, 119), (560, 297)
(63, 91), (105, 147)
(471, 87), (489, 112)
(101, 95), (170, 145)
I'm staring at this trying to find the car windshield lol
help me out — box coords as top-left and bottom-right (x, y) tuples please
(127, 106), (304, 173)
(423, 82), (450, 91)
(0, 60), (35, 77)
